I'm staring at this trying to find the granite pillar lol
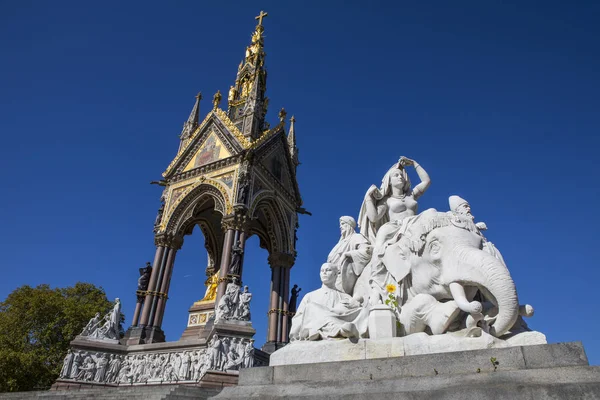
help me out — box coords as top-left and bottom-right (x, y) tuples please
(152, 248), (178, 328)
(147, 247), (171, 327)
(279, 266), (291, 343)
(131, 301), (143, 327)
(138, 246), (165, 326)
(267, 265), (282, 343)
(215, 228), (235, 305)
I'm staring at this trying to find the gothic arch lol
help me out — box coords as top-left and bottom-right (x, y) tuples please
(250, 196), (292, 255)
(164, 182), (230, 238)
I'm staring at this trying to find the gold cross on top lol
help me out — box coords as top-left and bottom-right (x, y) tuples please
(255, 10), (268, 26)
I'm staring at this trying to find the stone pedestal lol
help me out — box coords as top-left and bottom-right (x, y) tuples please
(368, 304), (397, 339)
(213, 342), (600, 399)
(180, 300), (216, 340)
(121, 325), (165, 345)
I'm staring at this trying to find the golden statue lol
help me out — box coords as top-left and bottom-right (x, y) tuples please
(200, 271), (219, 302)
(228, 85), (237, 102)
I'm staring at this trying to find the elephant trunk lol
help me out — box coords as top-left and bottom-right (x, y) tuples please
(447, 246), (519, 337)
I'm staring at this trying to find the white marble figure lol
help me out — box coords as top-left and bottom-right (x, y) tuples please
(242, 340), (255, 368)
(94, 353), (108, 382)
(180, 351), (191, 380)
(80, 312), (101, 336)
(104, 298), (121, 340)
(290, 263), (369, 341)
(215, 281), (252, 322)
(236, 286), (252, 321)
(215, 282), (241, 321)
(208, 335), (223, 371)
(326, 216), (372, 296)
(357, 156), (431, 305)
(449, 195), (507, 266)
(80, 298), (121, 341)
(59, 350), (73, 378)
(104, 354), (121, 383)
(69, 351), (82, 379)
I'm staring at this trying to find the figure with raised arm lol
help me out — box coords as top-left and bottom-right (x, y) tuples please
(357, 156), (431, 304)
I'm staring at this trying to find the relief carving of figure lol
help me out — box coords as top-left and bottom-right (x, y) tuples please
(60, 350), (73, 378)
(70, 351), (82, 379)
(242, 340), (255, 368)
(94, 353), (108, 382)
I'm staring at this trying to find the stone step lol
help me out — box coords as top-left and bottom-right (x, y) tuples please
(0, 386), (222, 400)
(213, 342), (600, 399)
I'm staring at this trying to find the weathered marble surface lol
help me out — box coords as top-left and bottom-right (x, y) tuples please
(58, 335), (260, 384)
(78, 298), (122, 341)
(271, 329), (547, 366)
(287, 156), (537, 347)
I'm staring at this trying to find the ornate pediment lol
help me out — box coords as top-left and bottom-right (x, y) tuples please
(183, 132), (232, 172)
(163, 110), (251, 178)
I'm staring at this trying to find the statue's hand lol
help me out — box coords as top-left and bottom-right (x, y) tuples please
(399, 156), (414, 167)
(365, 184), (378, 198)
(476, 222), (488, 230)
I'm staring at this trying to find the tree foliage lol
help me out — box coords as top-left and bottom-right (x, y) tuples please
(0, 283), (115, 392)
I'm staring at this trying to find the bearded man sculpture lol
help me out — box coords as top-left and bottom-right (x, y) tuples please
(289, 263), (369, 341)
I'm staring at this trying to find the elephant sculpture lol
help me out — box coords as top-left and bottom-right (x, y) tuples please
(379, 209), (532, 338)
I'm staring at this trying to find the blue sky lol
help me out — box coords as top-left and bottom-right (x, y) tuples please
(1, 1), (599, 363)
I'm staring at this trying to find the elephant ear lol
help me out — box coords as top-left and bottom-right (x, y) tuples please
(382, 241), (412, 283)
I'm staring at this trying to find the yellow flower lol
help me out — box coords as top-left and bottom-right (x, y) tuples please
(386, 284), (397, 293)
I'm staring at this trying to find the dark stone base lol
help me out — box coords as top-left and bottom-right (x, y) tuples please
(121, 325), (166, 345)
(261, 341), (287, 354)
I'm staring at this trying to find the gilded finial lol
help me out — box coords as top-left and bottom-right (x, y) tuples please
(255, 10), (268, 27)
(279, 108), (287, 123)
(195, 92), (202, 100)
(213, 90), (222, 110)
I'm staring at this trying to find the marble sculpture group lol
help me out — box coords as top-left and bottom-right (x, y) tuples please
(291, 156), (535, 342)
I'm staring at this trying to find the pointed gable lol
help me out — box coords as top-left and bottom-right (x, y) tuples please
(183, 132), (231, 172)
(163, 110), (251, 178)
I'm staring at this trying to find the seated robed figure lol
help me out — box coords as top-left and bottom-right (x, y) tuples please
(289, 263), (369, 341)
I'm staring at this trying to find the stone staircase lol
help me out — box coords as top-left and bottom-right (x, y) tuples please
(0, 385), (222, 400)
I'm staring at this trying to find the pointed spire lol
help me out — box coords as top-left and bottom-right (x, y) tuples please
(227, 12), (269, 139)
(180, 92), (202, 140)
(288, 115), (299, 170)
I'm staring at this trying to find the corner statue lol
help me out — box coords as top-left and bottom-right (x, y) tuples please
(290, 263), (369, 341)
(326, 216), (372, 296)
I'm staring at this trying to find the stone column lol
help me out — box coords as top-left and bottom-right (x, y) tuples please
(131, 301), (143, 327)
(138, 245), (165, 326)
(152, 248), (178, 327)
(215, 228), (235, 304)
(279, 265), (291, 343)
(266, 252), (295, 346)
(267, 264), (281, 343)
